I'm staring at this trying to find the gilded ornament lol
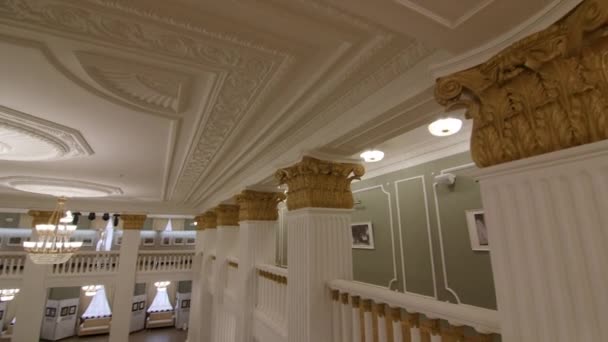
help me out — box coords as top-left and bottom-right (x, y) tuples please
(200, 211), (217, 229)
(215, 204), (239, 226)
(275, 156), (365, 210)
(435, 0), (608, 167)
(121, 214), (147, 230)
(28, 210), (54, 227)
(235, 190), (285, 221)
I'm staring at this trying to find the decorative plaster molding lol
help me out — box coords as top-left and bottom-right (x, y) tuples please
(0, 176), (123, 198)
(0, 105), (93, 161)
(76, 51), (193, 115)
(394, 0), (495, 29)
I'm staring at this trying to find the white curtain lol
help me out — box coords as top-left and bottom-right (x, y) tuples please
(147, 287), (173, 312)
(165, 219), (173, 232)
(95, 218), (114, 252)
(82, 286), (112, 318)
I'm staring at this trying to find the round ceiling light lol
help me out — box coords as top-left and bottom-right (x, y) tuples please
(428, 117), (463, 137)
(360, 150), (384, 163)
(0, 176), (123, 198)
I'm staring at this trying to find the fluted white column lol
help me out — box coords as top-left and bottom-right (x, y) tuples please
(12, 258), (47, 342)
(474, 140), (608, 342)
(109, 214), (144, 342)
(287, 208), (353, 342)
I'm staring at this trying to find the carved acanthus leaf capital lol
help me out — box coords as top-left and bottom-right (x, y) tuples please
(121, 214), (147, 230)
(214, 204), (239, 226)
(235, 190), (285, 221)
(198, 211), (217, 229)
(434, 0), (608, 167)
(275, 156), (365, 211)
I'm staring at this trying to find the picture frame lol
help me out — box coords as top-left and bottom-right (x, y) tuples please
(351, 222), (375, 249)
(114, 236), (122, 246)
(172, 237), (184, 245)
(465, 209), (489, 251)
(132, 302), (138, 312)
(60, 307), (69, 317)
(138, 301), (145, 310)
(181, 299), (190, 309)
(142, 237), (155, 246)
(45, 307), (56, 317)
(161, 237), (171, 246)
(185, 237), (196, 245)
(82, 238), (94, 247)
(69, 305), (76, 315)
(6, 236), (22, 246)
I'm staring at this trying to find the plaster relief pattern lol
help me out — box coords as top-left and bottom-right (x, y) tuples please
(0, 105), (93, 161)
(77, 52), (193, 115)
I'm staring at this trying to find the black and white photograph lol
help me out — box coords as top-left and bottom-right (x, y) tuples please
(351, 222), (375, 249)
(466, 209), (489, 251)
(45, 307), (56, 317)
(69, 305), (77, 315)
(82, 238), (94, 247)
(142, 237), (155, 246)
(60, 306), (69, 317)
(186, 237), (196, 245)
(173, 237), (184, 245)
(7, 236), (22, 246)
(138, 301), (145, 310)
(181, 299), (190, 309)
(161, 236), (171, 246)
(132, 302), (139, 312)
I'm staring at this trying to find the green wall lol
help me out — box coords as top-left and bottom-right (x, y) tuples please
(0, 213), (20, 228)
(351, 152), (496, 309)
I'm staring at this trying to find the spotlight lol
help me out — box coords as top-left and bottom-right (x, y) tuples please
(428, 117), (463, 137)
(102, 213), (110, 221)
(88, 212), (96, 221)
(360, 149), (384, 162)
(113, 214), (120, 227)
(72, 212), (81, 225)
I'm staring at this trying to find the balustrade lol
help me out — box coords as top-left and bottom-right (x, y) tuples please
(0, 252), (26, 278)
(255, 263), (288, 332)
(50, 251), (120, 276)
(329, 280), (500, 342)
(225, 257), (239, 296)
(136, 250), (194, 273)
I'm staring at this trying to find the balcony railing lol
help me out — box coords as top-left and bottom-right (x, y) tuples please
(255, 263), (288, 334)
(225, 257), (239, 297)
(0, 252), (26, 278)
(328, 279), (500, 342)
(50, 251), (120, 276)
(136, 251), (195, 273)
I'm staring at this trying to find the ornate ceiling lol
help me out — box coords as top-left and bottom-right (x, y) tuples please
(0, 0), (581, 213)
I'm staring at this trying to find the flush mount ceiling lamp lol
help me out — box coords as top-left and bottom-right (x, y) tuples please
(82, 285), (102, 297)
(428, 117), (463, 137)
(23, 197), (83, 264)
(360, 149), (384, 163)
(154, 281), (170, 290)
(0, 289), (19, 302)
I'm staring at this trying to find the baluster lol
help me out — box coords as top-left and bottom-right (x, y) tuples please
(8, 258), (15, 276)
(0, 257), (5, 277)
(390, 308), (402, 342)
(332, 290), (342, 342)
(420, 319), (440, 342)
(375, 303), (389, 342)
(15, 257), (22, 276)
(362, 299), (373, 342)
(351, 296), (363, 342)
(441, 324), (464, 342)
(340, 293), (353, 342)
(403, 313), (420, 342)
(464, 333), (494, 342)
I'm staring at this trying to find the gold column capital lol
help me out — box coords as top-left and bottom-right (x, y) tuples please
(120, 214), (147, 230)
(235, 190), (285, 221)
(28, 210), (54, 227)
(275, 156), (365, 210)
(199, 211), (217, 230)
(435, 0), (608, 167)
(214, 204), (239, 226)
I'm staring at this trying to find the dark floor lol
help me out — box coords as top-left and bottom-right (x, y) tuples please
(44, 328), (187, 342)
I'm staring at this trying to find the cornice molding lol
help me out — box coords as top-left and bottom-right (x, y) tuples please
(0, 105), (93, 161)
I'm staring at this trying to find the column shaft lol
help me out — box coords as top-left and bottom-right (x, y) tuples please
(12, 258), (48, 341)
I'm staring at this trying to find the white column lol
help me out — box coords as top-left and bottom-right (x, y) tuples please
(109, 215), (144, 342)
(236, 220), (276, 342)
(473, 140), (608, 342)
(12, 258), (48, 342)
(187, 224), (205, 342)
(287, 208), (353, 342)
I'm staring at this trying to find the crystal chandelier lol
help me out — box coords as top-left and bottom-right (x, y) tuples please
(82, 285), (102, 297)
(0, 289), (19, 301)
(23, 197), (83, 264)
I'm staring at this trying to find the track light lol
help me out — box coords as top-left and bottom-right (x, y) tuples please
(102, 213), (110, 221)
(88, 212), (96, 221)
(72, 212), (81, 225)
(113, 214), (120, 227)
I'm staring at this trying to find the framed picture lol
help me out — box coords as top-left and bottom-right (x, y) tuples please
(351, 222), (374, 249)
(82, 238), (94, 247)
(115, 236), (122, 246)
(132, 302), (138, 312)
(173, 237), (184, 245)
(138, 301), (145, 310)
(466, 209), (489, 251)
(161, 237), (171, 246)
(186, 237), (196, 245)
(7, 236), (22, 246)
(45, 307), (56, 317)
(69, 305), (76, 315)
(60, 307), (69, 317)
(181, 299), (190, 309)
(142, 237), (155, 246)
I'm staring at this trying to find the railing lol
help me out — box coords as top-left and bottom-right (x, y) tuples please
(328, 280), (500, 342)
(255, 264), (288, 332)
(225, 257), (239, 296)
(137, 250), (195, 273)
(50, 251), (120, 276)
(0, 252), (26, 278)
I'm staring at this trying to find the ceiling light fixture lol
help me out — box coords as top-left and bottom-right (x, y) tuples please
(360, 150), (384, 163)
(428, 117), (463, 137)
(22, 197), (83, 264)
(0, 289), (19, 302)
